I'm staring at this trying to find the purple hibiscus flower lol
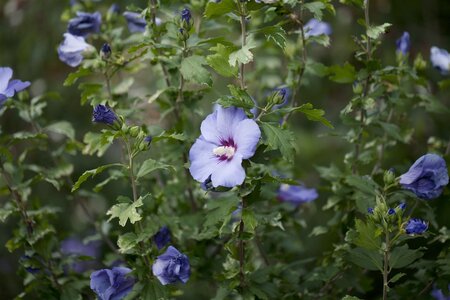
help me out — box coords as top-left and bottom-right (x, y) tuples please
(67, 11), (102, 37)
(61, 238), (101, 273)
(399, 154), (449, 200)
(404, 218), (428, 235)
(277, 184), (318, 205)
(57, 33), (93, 67)
(153, 226), (171, 250)
(0, 67), (30, 105)
(189, 106), (261, 188)
(123, 12), (147, 33)
(152, 246), (190, 285)
(431, 285), (450, 300)
(430, 46), (450, 75)
(303, 18), (332, 38)
(90, 267), (135, 300)
(396, 31), (410, 55)
(92, 104), (117, 125)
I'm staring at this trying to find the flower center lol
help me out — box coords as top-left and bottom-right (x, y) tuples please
(213, 146), (235, 160)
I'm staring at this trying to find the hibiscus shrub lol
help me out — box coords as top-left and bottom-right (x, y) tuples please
(1, 0), (450, 299)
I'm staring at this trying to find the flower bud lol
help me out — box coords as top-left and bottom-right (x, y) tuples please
(383, 169), (396, 185)
(100, 43), (112, 60)
(129, 126), (140, 137)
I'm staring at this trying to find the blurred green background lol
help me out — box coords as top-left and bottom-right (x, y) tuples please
(0, 0), (449, 298)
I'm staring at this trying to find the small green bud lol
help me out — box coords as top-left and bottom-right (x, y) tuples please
(129, 126), (140, 137)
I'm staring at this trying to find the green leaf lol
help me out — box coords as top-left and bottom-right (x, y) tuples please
(347, 248), (383, 271)
(72, 163), (125, 192)
(117, 232), (138, 253)
(260, 122), (296, 162)
(229, 38), (257, 67)
(79, 83), (102, 105)
(207, 44), (239, 77)
(390, 245), (423, 269)
(270, 103), (333, 128)
(107, 198), (144, 227)
(354, 219), (382, 250)
(242, 208), (257, 235)
(304, 2), (326, 19)
(367, 23), (391, 40)
(389, 273), (406, 283)
(113, 78), (134, 95)
(136, 159), (174, 179)
(151, 131), (186, 143)
(328, 62), (356, 83)
(253, 25), (287, 49)
(0, 207), (15, 222)
(309, 226), (328, 237)
(345, 175), (378, 196)
(180, 55), (212, 86)
(45, 121), (75, 140)
(342, 296), (363, 300)
(64, 68), (92, 86)
(204, 0), (236, 18)
(141, 280), (168, 300)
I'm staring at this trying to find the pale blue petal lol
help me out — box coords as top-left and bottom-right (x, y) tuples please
(200, 110), (221, 144)
(215, 106), (247, 141)
(211, 154), (245, 187)
(0, 67), (13, 93)
(189, 137), (220, 183)
(4, 79), (30, 97)
(234, 119), (261, 159)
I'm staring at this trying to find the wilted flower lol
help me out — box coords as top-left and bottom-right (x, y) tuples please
(152, 246), (190, 285)
(388, 208), (395, 215)
(67, 12), (102, 37)
(431, 285), (450, 300)
(0, 67), (30, 105)
(100, 43), (112, 60)
(404, 218), (428, 235)
(92, 105), (117, 125)
(61, 238), (101, 273)
(277, 184), (318, 205)
(153, 226), (171, 250)
(430, 46), (450, 75)
(396, 32), (410, 55)
(303, 18), (332, 38)
(123, 11), (146, 33)
(367, 207), (374, 214)
(189, 106), (261, 188)
(57, 33), (93, 67)
(90, 267), (135, 300)
(399, 154), (449, 200)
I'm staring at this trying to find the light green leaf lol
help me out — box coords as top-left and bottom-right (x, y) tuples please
(64, 68), (92, 86)
(180, 55), (212, 86)
(367, 23), (391, 40)
(228, 38), (257, 67)
(136, 158), (174, 179)
(204, 0), (236, 18)
(117, 232), (138, 253)
(345, 175), (379, 196)
(207, 44), (239, 77)
(46, 121), (75, 140)
(242, 208), (257, 234)
(253, 25), (287, 49)
(354, 219), (382, 250)
(328, 62), (356, 83)
(304, 2), (326, 19)
(107, 198), (143, 227)
(113, 78), (134, 95)
(260, 122), (296, 162)
(72, 163), (125, 192)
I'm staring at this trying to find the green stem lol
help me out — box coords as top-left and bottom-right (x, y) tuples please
(238, 197), (246, 289)
(383, 229), (390, 300)
(238, 2), (247, 89)
(282, 0), (307, 125)
(124, 138), (152, 269)
(352, 0), (372, 174)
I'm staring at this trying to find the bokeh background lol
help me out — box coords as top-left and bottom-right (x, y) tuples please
(0, 0), (449, 298)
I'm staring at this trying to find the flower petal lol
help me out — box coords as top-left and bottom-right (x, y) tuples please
(211, 154), (245, 187)
(90, 269), (112, 296)
(200, 110), (220, 144)
(234, 119), (261, 159)
(4, 79), (30, 97)
(189, 137), (220, 183)
(0, 67), (13, 93)
(215, 106), (247, 140)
